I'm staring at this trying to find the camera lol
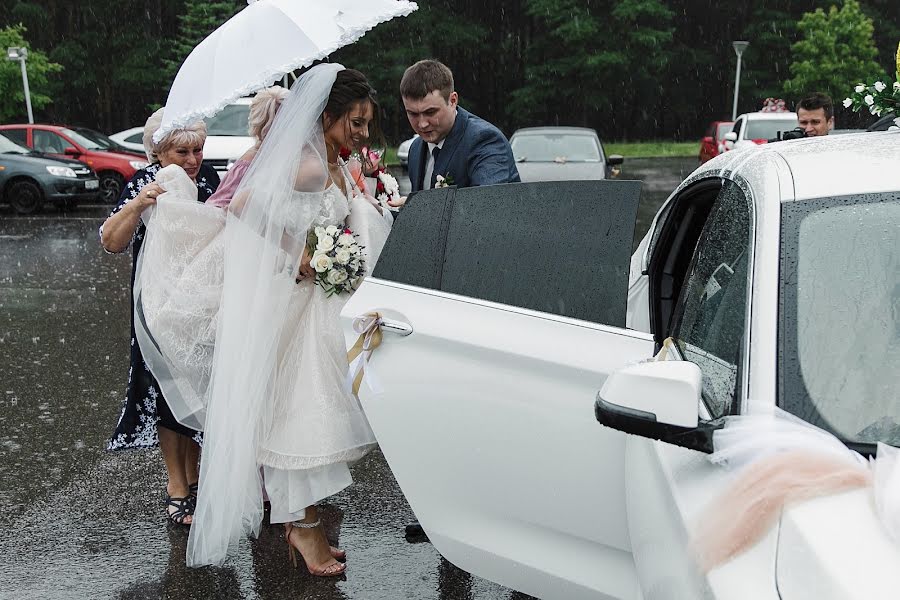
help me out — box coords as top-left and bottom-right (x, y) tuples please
(770, 127), (808, 142)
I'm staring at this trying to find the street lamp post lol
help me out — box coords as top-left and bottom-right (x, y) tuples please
(731, 41), (749, 121)
(7, 46), (34, 124)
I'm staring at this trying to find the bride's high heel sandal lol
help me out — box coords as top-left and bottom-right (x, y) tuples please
(285, 520), (347, 577)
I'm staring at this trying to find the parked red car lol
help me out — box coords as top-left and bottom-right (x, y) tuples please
(0, 124), (149, 203)
(698, 120), (734, 164)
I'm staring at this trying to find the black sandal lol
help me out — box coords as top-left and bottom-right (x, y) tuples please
(165, 494), (194, 526)
(188, 482), (198, 501)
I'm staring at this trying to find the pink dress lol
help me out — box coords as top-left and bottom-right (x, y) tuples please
(205, 159), (252, 208)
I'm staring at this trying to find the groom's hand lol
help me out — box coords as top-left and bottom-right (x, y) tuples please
(387, 195), (407, 209)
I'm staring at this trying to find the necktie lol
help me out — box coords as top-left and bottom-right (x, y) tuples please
(428, 145), (441, 189)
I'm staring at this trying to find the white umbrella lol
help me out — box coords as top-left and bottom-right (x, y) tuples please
(154, 0), (418, 143)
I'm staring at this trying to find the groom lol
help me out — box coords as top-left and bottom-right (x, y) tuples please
(401, 59), (520, 193)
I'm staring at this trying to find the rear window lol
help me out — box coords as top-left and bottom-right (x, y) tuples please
(511, 133), (601, 162)
(745, 119), (797, 141)
(373, 181), (642, 326)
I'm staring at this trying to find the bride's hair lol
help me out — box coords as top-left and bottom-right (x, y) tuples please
(323, 68), (385, 171)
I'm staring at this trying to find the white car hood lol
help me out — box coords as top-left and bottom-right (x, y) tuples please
(776, 489), (900, 599)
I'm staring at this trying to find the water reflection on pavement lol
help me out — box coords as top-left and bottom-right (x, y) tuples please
(0, 158), (693, 599)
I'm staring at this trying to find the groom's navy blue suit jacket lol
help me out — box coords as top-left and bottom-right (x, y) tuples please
(408, 107), (520, 193)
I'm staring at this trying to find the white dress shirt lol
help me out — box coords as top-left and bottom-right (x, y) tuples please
(423, 139), (446, 190)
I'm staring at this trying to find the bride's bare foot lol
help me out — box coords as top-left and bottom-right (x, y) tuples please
(285, 521), (346, 576)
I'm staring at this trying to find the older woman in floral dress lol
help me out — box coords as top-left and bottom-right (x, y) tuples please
(100, 109), (219, 525)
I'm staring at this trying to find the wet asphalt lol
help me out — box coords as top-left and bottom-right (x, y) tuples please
(0, 158), (697, 600)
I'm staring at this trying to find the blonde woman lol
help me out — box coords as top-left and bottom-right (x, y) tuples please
(99, 109), (220, 525)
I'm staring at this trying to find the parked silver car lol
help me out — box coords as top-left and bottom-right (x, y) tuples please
(509, 126), (622, 181)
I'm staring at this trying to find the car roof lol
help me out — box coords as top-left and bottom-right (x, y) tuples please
(512, 127), (597, 136)
(703, 130), (900, 201)
(741, 112), (798, 121)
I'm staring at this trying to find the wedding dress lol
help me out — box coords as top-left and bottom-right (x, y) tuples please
(132, 63), (391, 566)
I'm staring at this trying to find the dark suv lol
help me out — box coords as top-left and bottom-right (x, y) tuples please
(0, 133), (100, 213)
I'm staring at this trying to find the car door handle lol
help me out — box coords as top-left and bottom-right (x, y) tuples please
(380, 317), (413, 337)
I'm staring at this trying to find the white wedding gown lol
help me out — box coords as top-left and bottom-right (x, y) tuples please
(136, 163), (392, 524)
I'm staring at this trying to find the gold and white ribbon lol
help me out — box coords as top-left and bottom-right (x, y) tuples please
(347, 311), (383, 397)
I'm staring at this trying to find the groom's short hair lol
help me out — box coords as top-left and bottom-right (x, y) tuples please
(400, 60), (455, 102)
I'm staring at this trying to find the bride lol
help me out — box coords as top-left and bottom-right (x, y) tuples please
(133, 64), (393, 575)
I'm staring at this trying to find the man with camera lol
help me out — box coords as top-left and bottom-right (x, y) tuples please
(796, 92), (835, 137)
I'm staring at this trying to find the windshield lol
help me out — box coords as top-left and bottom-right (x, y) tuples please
(205, 103), (250, 136)
(511, 133), (601, 162)
(58, 127), (104, 150)
(745, 119), (797, 141)
(0, 133), (29, 154)
(70, 127), (120, 151)
(779, 193), (900, 448)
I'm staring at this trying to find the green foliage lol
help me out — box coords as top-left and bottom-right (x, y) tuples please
(784, 0), (884, 102)
(0, 24), (62, 122)
(164, 1), (244, 85)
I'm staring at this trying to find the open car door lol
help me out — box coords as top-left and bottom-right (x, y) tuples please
(341, 181), (654, 600)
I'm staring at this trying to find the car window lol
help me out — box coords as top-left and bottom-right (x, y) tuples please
(373, 181), (642, 326)
(206, 103), (251, 136)
(671, 181), (752, 418)
(716, 123), (733, 140)
(125, 132), (143, 144)
(745, 120), (797, 141)
(732, 119), (742, 138)
(33, 130), (70, 154)
(511, 133), (601, 162)
(3, 128), (28, 146)
(779, 193), (900, 447)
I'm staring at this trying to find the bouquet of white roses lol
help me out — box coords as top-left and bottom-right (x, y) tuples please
(843, 41), (900, 126)
(307, 225), (366, 296)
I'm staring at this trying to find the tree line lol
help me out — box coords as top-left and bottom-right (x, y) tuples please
(1, 0), (898, 144)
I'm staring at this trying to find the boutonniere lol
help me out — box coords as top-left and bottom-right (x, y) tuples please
(435, 174), (454, 188)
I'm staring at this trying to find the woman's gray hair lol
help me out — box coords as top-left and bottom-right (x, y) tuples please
(142, 108), (208, 163)
(248, 86), (289, 143)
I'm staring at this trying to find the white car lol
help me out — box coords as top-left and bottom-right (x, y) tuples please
(108, 126), (145, 154)
(110, 99), (255, 173)
(722, 111), (799, 152)
(201, 97), (255, 173)
(342, 131), (900, 599)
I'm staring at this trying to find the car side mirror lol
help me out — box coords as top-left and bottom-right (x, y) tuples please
(702, 136), (714, 144)
(607, 154), (624, 166)
(594, 360), (722, 453)
(724, 132), (738, 142)
(64, 147), (80, 156)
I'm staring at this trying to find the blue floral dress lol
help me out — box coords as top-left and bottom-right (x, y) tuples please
(101, 162), (220, 450)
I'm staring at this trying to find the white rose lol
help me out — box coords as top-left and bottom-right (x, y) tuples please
(314, 226), (326, 239)
(327, 269), (348, 285)
(855, 84), (865, 93)
(335, 249), (351, 265)
(325, 225), (339, 236)
(337, 233), (354, 247)
(350, 245), (361, 256)
(316, 235), (335, 252)
(842, 97), (853, 108)
(874, 81), (886, 92)
(311, 252), (333, 273)
(350, 259), (361, 272)
(894, 82), (900, 92)
(864, 94), (875, 106)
